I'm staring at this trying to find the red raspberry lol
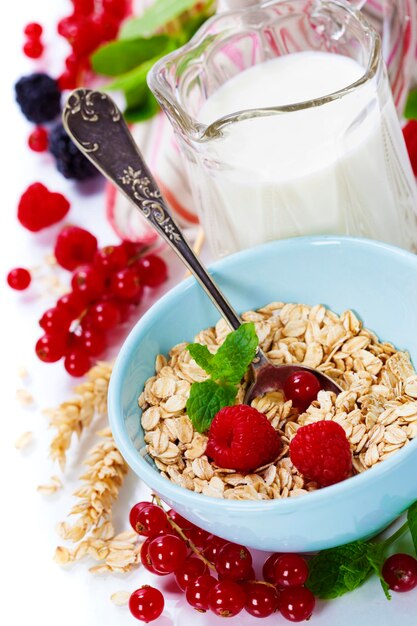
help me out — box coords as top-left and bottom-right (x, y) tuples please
(403, 120), (417, 176)
(54, 226), (97, 271)
(18, 183), (70, 232)
(290, 420), (352, 487)
(206, 405), (281, 472)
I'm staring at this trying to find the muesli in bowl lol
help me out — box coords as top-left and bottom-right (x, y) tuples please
(139, 301), (417, 501)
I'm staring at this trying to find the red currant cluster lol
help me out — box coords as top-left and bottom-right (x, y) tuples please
(23, 22), (44, 59)
(57, 0), (129, 90)
(34, 225), (167, 377)
(127, 500), (316, 623)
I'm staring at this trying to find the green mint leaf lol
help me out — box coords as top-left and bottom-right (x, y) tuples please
(366, 543), (391, 600)
(407, 500), (417, 554)
(120, 0), (201, 40)
(307, 541), (375, 599)
(124, 97), (159, 123)
(187, 343), (215, 373)
(187, 323), (258, 385)
(404, 89), (417, 120)
(210, 322), (258, 384)
(186, 380), (237, 433)
(91, 35), (170, 77)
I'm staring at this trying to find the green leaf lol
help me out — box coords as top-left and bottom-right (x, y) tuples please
(404, 89), (417, 120)
(187, 323), (258, 385)
(187, 343), (215, 373)
(91, 35), (170, 77)
(124, 91), (159, 123)
(106, 57), (161, 92)
(407, 501), (417, 554)
(186, 380), (237, 433)
(307, 541), (382, 599)
(120, 0), (200, 40)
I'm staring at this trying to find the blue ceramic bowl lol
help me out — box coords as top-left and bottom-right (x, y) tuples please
(108, 236), (417, 552)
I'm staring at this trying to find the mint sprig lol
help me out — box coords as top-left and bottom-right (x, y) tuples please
(90, 0), (214, 122)
(185, 323), (258, 433)
(307, 505), (417, 601)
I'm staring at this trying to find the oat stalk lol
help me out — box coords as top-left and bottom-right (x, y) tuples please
(46, 362), (112, 469)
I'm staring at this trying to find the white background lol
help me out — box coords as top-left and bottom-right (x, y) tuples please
(1, 1), (417, 625)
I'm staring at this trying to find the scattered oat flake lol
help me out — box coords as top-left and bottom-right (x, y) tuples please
(111, 591), (130, 606)
(17, 365), (29, 379)
(37, 475), (62, 495)
(15, 388), (34, 406)
(15, 431), (33, 449)
(54, 546), (71, 565)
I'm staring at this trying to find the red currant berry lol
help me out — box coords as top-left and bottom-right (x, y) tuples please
(262, 552), (282, 583)
(28, 126), (48, 152)
(185, 574), (217, 611)
(94, 244), (128, 273)
(65, 52), (80, 72)
(136, 254), (168, 288)
(133, 504), (169, 538)
(103, 0), (128, 19)
(140, 538), (166, 576)
(175, 557), (208, 591)
(283, 370), (321, 412)
(129, 585), (164, 623)
(209, 580), (245, 618)
(36, 334), (67, 363)
(167, 509), (195, 531)
(121, 240), (143, 261)
(278, 586), (316, 622)
(73, 0), (95, 16)
(71, 265), (106, 301)
(215, 542), (253, 581)
(7, 267), (31, 291)
(203, 536), (229, 564)
(64, 350), (91, 377)
(57, 291), (87, 319)
(273, 554), (309, 588)
(184, 527), (211, 550)
(23, 40), (44, 58)
(39, 307), (72, 335)
(148, 533), (188, 575)
(24, 22), (43, 38)
(88, 301), (120, 330)
(91, 12), (120, 42)
(58, 70), (78, 91)
(110, 267), (143, 301)
(382, 553), (417, 592)
(244, 582), (279, 618)
(76, 328), (106, 357)
(55, 226), (98, 271)
(129, 502), (151, 533)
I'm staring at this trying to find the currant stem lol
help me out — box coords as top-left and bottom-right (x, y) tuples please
(152, 494), (216, 572)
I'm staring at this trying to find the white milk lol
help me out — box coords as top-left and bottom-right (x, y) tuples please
(191, 52), (417, 256)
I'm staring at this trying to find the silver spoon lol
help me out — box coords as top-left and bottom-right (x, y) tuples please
(63, 89), (341, 402)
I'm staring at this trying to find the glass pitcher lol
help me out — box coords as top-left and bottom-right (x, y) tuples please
(148, 0), (417, 258)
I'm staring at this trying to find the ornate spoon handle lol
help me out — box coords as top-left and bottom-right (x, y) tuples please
(63, 89), (241, 330)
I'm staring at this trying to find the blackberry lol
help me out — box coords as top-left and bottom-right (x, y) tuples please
(49, 123), (100, 181)
(15, 73), (61, 123)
